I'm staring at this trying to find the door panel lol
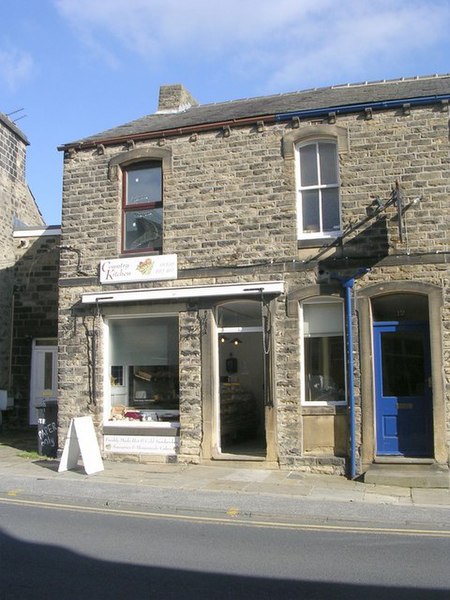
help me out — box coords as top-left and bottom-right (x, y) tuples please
(374, 323), (432, 457)
(30, 346), (58, 425)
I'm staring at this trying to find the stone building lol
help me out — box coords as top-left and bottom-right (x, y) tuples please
(0, 111), (60, 426)
(57, 76), (450, 486)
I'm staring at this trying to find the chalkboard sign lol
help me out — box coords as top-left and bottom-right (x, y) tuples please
(37, 402), (58, 458)
(37, 418), (58, 457)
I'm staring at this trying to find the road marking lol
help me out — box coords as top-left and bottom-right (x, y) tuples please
(226, 506), (240, 517)
(1, 496), (450, 538)
(6, 489), (23, 497)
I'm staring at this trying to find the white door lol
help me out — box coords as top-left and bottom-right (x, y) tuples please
(29, 344), (58, 425)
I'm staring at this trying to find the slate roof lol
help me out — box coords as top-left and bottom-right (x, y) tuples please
(62, 74), (450, 149)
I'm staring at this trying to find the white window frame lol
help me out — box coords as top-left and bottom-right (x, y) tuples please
(300, 297), (347, 406)
(103, 312), (180, 427)
(296, 139), (341, 240)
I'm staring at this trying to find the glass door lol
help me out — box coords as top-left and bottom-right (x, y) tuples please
(216, 301), (267, 457)
(30, 343), (57, 425)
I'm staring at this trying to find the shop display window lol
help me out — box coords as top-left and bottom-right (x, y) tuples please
(107, 316), (179, 424)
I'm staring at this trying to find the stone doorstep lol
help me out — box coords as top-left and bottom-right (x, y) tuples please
(363, 463), (450, 489)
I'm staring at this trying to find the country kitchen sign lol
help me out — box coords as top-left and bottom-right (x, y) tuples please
(100, 254), (177, 284)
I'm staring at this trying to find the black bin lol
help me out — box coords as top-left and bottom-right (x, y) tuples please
(36, 400), (58, 458)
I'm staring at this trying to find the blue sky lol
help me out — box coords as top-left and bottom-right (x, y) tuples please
(1, 0), (449, 225)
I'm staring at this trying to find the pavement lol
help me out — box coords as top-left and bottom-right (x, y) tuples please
(1, 432), (450, 529)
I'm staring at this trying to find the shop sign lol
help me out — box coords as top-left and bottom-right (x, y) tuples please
(100, 254), (177, 284)
(104, 434), (180, 454)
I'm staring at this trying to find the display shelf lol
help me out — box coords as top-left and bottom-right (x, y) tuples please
(220, 382), (257, 443)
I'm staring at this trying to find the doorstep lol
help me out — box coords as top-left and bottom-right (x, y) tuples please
(364, 462), (449, 489)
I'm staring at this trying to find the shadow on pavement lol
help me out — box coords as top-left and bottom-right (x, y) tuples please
(0, 529), (449, 600)
(31, 459), (60, 472)
(0, 427), (37, 453)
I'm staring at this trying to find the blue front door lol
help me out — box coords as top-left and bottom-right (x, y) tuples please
(374, 322), (433, 457)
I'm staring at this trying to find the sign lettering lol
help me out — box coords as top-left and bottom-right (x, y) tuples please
(100, 254), (177, 284)
(104, 435), (179, 454)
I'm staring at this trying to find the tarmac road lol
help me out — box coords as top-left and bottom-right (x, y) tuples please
(1, 498), (450, 600)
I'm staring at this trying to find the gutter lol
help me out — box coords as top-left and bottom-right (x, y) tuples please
(275, 94), (450, 122)
(59, 94), (450, 152)
(57, 115), (277, 151)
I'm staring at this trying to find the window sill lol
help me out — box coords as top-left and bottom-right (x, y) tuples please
(119, 250), (161, 257)
(103, 421), (180, 436)
(106, 420), (179, 427)
(297, 235), (341, 249)
(302, 404), (347, 415)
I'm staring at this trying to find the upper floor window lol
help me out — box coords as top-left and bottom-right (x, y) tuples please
(122, 161), (163, 253)
(296, 140), (340, 239)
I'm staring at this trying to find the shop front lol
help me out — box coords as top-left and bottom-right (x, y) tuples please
(81, 280), (283, 462)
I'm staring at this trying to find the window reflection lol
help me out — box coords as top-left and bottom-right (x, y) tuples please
(381, 332), (425, 396)
(126, 163), (161, 205)
(123, 161), (163, 253)
(302, 300), (346, 403)
(108, 317), (179, 423)
(44, 352), (53, 390)
(125, 209), (163, 252)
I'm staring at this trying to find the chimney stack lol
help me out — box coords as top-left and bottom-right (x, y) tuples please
(157, 84), (199, 114)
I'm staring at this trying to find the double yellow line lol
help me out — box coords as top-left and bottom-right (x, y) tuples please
(1, 495), (450, 538)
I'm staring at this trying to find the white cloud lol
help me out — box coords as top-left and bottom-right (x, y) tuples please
(53, 0), (450, 91)
(0, 47), (34, 91)
(269, 2), (450, 89)
(53, 0), (335, 61)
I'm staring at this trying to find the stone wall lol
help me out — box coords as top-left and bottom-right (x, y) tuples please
(58, 285), (103, 436)
(0, 115), (44, 232)
(8, 233), (60, 424)
(0, 113), (27, 182)
(178, 310), (202, 461)
(60, 106), (449, 277)
(58, 101), (450, 470)
(0, 115), (45, 401)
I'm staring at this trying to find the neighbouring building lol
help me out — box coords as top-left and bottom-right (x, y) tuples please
(0, 111), (60, 427)
(57, 76), (450, 486)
